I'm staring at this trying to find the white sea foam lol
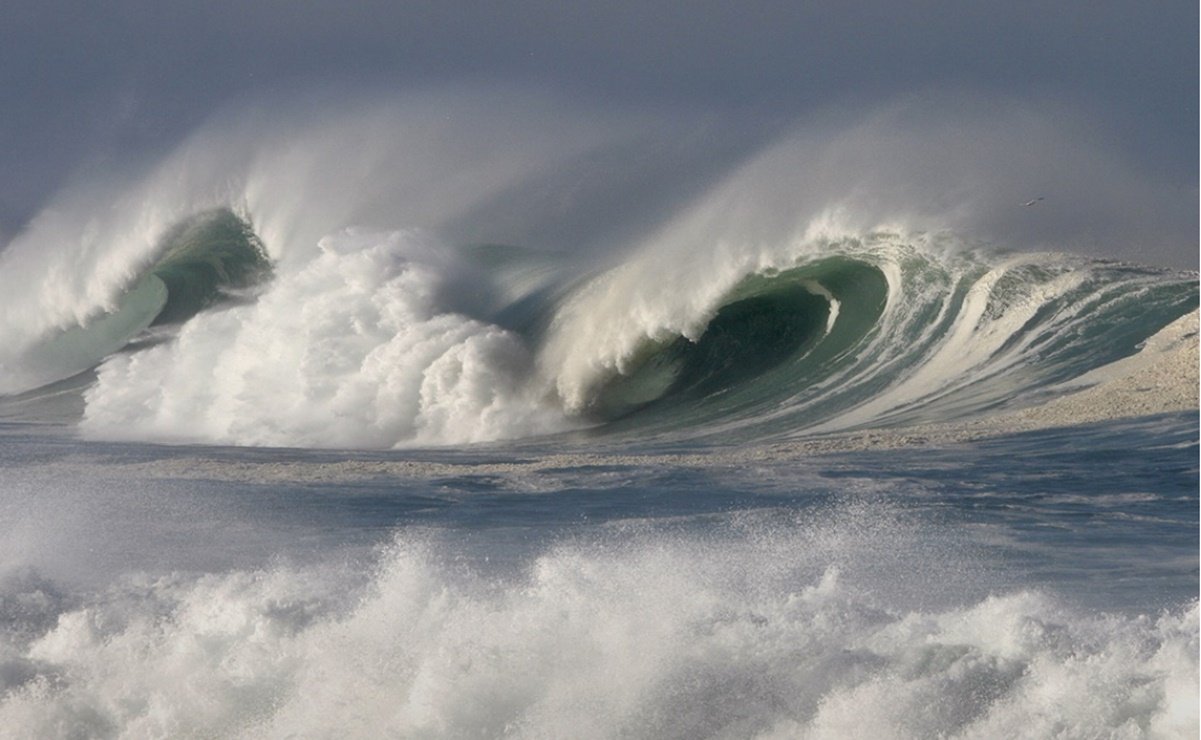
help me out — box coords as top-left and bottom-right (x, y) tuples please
(0, 512), (1195, 739)
(80, 229), (571, 447)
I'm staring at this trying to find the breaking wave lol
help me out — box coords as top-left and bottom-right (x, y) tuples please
(0, 95), (1195, 447)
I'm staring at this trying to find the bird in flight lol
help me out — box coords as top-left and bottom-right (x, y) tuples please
(1023, 197), (1045, 207)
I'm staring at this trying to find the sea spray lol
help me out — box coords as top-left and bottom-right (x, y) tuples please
(0, 512), (1195, 739)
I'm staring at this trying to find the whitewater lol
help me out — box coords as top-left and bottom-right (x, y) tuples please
(0, 94), (1196, 738)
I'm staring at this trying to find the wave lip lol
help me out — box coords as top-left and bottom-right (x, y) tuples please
(147, 208), (273, 327)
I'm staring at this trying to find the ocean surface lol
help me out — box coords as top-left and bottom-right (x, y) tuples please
(0, 101), (1197, 738)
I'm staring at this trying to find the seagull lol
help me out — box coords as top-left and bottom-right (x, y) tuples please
(1023, 197), (1045, 207)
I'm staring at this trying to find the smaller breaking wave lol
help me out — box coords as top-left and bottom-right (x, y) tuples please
(0, 209), (271, 395)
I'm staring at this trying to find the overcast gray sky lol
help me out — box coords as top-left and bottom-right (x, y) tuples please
(2, 0), (1196, 264)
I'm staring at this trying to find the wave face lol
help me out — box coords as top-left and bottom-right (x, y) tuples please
(545, 238), (1197, 443)
(0, 97), (1196, 447)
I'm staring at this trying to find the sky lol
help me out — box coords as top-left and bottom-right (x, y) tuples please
(2, 0), (1197, 266)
